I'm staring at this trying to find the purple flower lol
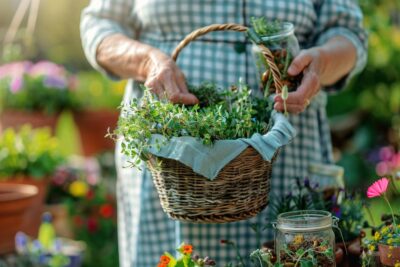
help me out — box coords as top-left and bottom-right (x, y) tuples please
(32, 239), (42, 252)
(332, 206), (342, 218)
(303, 178), (310, 188)
(53, 238), (62, 252)
(10, 77), (23, 93)
(43, 76), (67, 89)
(15, 232), (28, 253)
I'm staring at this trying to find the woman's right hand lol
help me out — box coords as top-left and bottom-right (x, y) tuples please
(143, 49), (199, 105)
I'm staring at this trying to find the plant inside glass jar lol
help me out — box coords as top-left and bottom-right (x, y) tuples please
(250, 17), (302, 97)
(277, 234), (335, 267)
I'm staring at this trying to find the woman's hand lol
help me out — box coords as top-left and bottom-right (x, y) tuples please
(273, 36), (357, 114)
(96, 34), (198, 105)
(143, 49), (199, 105)
(273, 48), (325, 114)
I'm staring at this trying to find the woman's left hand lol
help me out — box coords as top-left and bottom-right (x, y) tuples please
(274, 47), (325, 114)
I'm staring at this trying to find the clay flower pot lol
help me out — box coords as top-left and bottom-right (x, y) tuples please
(379, 243), (400, 266)
(0, 177), (49, 237)
(0, 109), (59, 134)
(0, 184), (38, 255)
(73, 109), (119, 156)
(336, 237), (362, 266)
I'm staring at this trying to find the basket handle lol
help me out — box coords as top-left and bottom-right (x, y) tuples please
(171, 23), (283, 93)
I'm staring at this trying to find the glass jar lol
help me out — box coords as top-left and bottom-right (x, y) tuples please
(275, 210), (336, 267)
(250, 22), (301, 95)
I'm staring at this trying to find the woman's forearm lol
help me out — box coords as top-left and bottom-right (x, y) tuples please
(95, 33), (198, 104)
(317, 36), (357, 86)
(96, 33), (158, 81)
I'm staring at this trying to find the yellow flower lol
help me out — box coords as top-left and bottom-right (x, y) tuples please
(374, 231), (381, 241)
(293, 235), (304, 245)
(69, 180), (88, 197)
(394, 263), (400, 267)
(388, 238), (394, 245)
(368, 245), (376, 252)
(381, 226), (390, 235)
(389, 246), (394, 250)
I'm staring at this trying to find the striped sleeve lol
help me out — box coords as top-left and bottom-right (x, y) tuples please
(313, 0), (368, 91)
(80, 0), (138, 76)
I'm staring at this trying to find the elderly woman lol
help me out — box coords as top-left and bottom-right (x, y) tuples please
(80, 0), (367, 266)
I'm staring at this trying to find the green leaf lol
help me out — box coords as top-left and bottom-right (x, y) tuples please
(299, 260), (313, 267)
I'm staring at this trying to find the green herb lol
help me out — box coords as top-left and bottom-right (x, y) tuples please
(250, 17), (281, 37)
(113, 82), (273, 168)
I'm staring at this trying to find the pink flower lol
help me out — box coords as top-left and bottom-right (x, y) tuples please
(29, 61), (66, 77)
(0, 61), (32, 79)
(392, 153), (400, 169)
(379, 146), (395, 161)
(10, 77), (23, 93)
(376, 161), (389, 176)
(367, 177), (389, 198)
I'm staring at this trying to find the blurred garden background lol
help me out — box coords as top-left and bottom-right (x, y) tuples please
(0, 0), (399, 266)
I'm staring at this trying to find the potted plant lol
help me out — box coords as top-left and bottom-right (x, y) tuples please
(71, 72), (125, 156)
(0, 126), (64, 237)
(0, 60), (77, 133)
(362, 177), (400, 266)
(0, 184), (38, 255)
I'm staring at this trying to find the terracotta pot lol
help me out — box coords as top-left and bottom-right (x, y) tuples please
(336, 238), (362, 267)
(0, 109), (59, 134)
(73, 109), (119, 156)
(379, 243), (400, 266)
(0, 184), (38, 255)
(0, 177), (49, 237)
(44, 204), (74, 238)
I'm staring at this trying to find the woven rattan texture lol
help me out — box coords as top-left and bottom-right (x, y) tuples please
(148, 147), (277, 223)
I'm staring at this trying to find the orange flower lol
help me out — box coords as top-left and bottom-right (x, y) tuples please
(157, 264), (167, 267)
(159, 255), (170, 264)
(182, 244), (193, 254)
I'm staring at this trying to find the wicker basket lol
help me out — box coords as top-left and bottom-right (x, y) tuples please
(147, 23), (287, 223)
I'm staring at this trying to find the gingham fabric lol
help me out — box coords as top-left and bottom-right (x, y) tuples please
(81, 1), (367, 266)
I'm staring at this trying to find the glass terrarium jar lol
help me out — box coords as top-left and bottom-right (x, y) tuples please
(251, 22), (301, 95)
(275, 210), (336, 267)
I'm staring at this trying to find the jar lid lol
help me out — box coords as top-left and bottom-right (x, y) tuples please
(276, 210), (333, 232)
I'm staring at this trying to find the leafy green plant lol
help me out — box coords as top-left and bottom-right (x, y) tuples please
(71, 71), (125, 110)
(0, 126), (64, 179)
(0, 61), (78, 114)
(250, 18), (281, 37)
(114, 82), (273, 168)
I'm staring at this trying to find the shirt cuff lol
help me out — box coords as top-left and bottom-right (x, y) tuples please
(316, 27), (367, 91)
